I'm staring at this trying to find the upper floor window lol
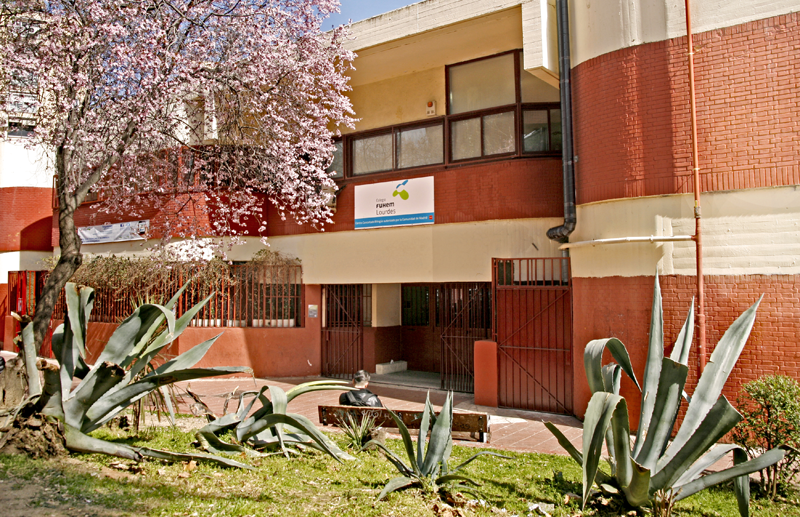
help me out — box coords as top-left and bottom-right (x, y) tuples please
(4, 91), (38, 138)
(448, 53), (516, 115)
(327, 140), (344, 178)
(350, 122), (444, 176)
(333, 49), (561, 179)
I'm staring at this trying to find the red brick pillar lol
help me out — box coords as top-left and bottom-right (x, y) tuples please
(473, 340), (498, 407)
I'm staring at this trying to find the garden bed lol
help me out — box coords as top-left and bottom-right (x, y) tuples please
(0, 425), (797, 517)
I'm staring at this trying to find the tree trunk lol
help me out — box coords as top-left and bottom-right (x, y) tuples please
(32, 159), (83, 355)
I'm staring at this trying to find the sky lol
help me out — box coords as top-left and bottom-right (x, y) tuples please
(322, 0), (421, 30)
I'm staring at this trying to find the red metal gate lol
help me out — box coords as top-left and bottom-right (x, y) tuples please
(322, 284), (364, 379)
(493, 258), (573, 414)
(439, 283), (491, 392)
(7, 270), (52, 357)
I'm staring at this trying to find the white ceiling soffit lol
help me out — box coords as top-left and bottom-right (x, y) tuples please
(344, 0), (558, 88)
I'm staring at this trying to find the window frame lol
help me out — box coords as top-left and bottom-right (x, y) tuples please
(520, 103), (563, 155)
(346, 117), (446, 177)
(333, 49), (560, 182)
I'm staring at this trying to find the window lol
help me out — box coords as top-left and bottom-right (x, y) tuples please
(7, 119), (35, 137)
(448, 53), (516, 114)
(402, 285), (430, 326)
(331, 49), (561, 178)
(396, 124), (443, 169)
(4, 91), (37, 138)
(351, 122), (444, 175)
(326, 140), (344, 178)
(353, 132), (393, 175)
(522, 107), (561, 153)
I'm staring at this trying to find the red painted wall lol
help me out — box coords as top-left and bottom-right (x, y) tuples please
(573, 12), (800, 205)
(62, 157), (563, 242)
(363, 326), (402, 373)
(572, 274), (800, 423)
(0, 187), (54, 252)
(6, 286), (323, 379)
(175, 284), (322, 377)
(266, 157), (564, 236)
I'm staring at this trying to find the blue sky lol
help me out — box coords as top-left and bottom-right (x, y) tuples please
(322, 0), (420, 30)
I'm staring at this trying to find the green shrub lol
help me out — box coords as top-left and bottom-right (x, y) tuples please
(733, 374), (800, 499)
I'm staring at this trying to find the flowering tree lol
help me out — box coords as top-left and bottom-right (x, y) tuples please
(0, 0), (354, 350)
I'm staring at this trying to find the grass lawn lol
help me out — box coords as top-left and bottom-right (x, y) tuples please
(0, 424), (798, 517)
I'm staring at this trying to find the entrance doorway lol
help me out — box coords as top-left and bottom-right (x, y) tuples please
(321, 284), (367, 379)
(493, 257), (573, 414)
(399, 282), (491, 392)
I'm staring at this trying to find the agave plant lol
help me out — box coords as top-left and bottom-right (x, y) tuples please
(546, 276), (785, 516)
(365, 391), (508, 500)
(1, 282), (251, 468)
(195, 380), (355, 461)
(339, 410), (379, 450)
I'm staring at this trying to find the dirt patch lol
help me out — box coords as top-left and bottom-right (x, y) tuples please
(0, 458), (130, 517)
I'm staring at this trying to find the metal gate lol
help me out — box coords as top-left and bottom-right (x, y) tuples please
(322, 284), (364, 379)
(493, 258), (573, 414)
(439, 282), (491, 392)
(7, 270), (52, 357)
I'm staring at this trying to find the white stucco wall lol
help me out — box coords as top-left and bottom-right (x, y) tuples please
(344, 0), (799, 75)
(0, 139), (52, 189)
(0, 251), (52, 283)
(569, 0), (800, 66)
(72, 218), (564, 285)
(568, 186), (800, 278)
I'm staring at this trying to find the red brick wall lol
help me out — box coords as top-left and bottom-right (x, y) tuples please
(572, 274), (800, 421)
(0, 187), (54, 252)
(63, 157), (563, 241)
(573, 12), (800, 205)
(266, 157), (563, 235)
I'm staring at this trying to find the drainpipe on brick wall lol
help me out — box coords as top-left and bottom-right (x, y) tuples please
(684, 0), (706, 375)
(546, 0), (576, 244)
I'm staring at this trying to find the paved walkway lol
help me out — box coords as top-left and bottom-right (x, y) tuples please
(177, 376), (584, 456)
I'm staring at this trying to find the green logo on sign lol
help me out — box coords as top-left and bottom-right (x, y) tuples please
(392, 179), (409, 200)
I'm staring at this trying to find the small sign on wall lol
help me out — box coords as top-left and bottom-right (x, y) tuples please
(77, 220), (149, 244)
(354, 177), (435, 230)
(308, 305), (318, 318)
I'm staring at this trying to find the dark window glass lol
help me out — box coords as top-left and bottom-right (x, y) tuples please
(326, 140), (344, 178)
(353, 133), (392, 175)
(396, 124), (443, 169)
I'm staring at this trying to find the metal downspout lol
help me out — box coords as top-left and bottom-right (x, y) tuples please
(546, 0), (576, 244)
(684, 0), (706, 375)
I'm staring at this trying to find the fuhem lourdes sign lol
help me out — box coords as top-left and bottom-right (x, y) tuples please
(354, 177), (434, 230)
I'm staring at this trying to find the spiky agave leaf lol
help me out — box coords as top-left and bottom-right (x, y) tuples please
(449, 450), (512, 473)
(82, 366), (248, 432)
(420, 392), (453, 477)
(361, 439), (415, 477)
(584, 338), (640, 395)
(633, 275), (664, 458)
(377, 476), (417, 501)
(660, 297), (763, 468)
(381, 406), (421, 475)
(674, 447), (786, 502)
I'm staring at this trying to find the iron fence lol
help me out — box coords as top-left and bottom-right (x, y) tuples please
(48, 262), (303, 328)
